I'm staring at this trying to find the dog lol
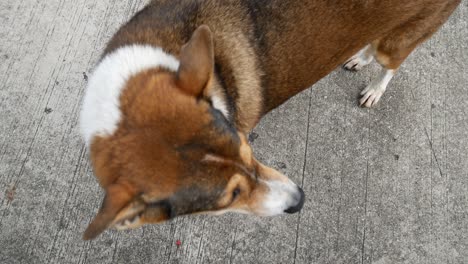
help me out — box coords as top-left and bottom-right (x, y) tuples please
(80, 0), (460, 240)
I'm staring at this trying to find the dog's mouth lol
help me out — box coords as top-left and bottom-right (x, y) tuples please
(113, 213), (142, 230)
(111, 201), (146, 230)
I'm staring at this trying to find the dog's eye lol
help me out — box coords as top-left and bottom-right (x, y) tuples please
(232, 188), (241, 201)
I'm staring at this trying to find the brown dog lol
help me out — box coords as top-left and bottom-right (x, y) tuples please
(80, 0), (460, 240)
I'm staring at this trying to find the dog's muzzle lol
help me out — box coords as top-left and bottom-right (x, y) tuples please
(284, 186), (305, 214)
(257, 179), (305, 216)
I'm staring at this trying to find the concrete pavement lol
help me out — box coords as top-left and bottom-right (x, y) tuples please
(0, 0), (467, 263)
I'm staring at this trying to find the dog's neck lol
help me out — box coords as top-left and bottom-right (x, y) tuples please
(101, 11), (264, 133)
(80, 45), (235, 146)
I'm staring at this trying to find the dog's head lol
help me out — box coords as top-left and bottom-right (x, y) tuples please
(82, 26), (304, 240)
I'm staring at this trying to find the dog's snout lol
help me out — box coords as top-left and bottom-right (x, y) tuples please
(284, 187), (305, 214)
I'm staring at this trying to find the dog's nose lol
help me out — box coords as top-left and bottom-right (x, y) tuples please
(284, 186), (305, 214)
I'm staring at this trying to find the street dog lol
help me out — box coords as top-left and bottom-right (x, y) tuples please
(80, 0), (461, 240)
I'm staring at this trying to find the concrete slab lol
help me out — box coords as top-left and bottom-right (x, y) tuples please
(0, 1), (466, 263)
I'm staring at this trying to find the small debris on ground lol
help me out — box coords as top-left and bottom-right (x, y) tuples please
(83, 72), (88, 81)
(176, 240), (182, 247)
(276, 162), (287, 169)
(248, 132), (259, 143)
(6, 185), (16, 203)
(44, 107), (53, 114)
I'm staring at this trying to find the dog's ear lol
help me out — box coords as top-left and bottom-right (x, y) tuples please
(176, 25), (214, 96)
(83, 183), (136, 240)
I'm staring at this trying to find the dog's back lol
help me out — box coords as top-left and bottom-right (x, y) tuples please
(105, 0), (460, 112)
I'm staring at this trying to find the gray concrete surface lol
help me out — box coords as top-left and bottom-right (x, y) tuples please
(0, 0), (467, 263)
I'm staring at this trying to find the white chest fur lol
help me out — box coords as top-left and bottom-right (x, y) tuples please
(79, 44), (229, 146)
(79, 45), (180, 145)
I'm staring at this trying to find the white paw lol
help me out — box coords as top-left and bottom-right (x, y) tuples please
(343, 55), (373, 71)
(343, 45), (374, 71)
(359, 85), (385, 108)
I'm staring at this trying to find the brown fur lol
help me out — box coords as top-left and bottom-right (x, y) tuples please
(83, 0), (460, 239)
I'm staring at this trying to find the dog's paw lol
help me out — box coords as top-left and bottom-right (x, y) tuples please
(343, 45), (374, 71)
(343, 55), (373, 71)
(359, 85), (385, 108)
